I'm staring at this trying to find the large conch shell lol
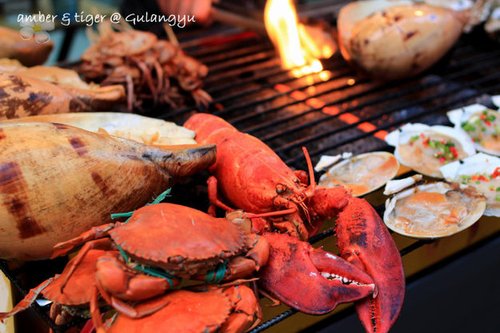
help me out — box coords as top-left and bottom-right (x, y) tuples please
(4, 112), (197, 145)
(0, 27), (53, 66)
(0, 122), (216, 260)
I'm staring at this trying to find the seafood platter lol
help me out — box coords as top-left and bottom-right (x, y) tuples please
(0, 0), (499, 332)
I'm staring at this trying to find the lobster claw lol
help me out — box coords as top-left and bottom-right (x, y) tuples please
(258, 233), (375, 314)
(337, 198), (405, 333)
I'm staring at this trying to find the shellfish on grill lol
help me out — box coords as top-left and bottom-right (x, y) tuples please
(316, 152), (400, 197)
(385, 123), (476, 178)
(440, 152), (500, 217)
(4, 112), (196, 145)
(337, 0), (470, 80)
(384, 178), (486, 238)
(447, 103), (500, 156)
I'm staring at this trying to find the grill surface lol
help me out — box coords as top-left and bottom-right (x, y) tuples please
(1, 2), (500, 332)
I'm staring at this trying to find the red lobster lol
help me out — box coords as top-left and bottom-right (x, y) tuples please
(185, 113), (405, 333)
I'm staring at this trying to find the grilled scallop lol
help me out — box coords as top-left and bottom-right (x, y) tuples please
(448, 104), (500, 156)
(318, 152), (400, 196)
(386, 123), (476, 178)
(384, 181), (486, 238)
(441, 153), (500, 217)
(0, 122), (215, 260)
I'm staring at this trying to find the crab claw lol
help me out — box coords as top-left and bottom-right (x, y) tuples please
(258, 233), (375, 314)
(337, 198), (405, 333)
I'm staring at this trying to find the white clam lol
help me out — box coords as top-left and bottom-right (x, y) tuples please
(384, 181), (486, 238)
(3, 112), (196, 145)
(318, 151), (399, 197)
(385, 123), (476, 178)
(447, 103), (500, 156)
(440, 153), (500, 217)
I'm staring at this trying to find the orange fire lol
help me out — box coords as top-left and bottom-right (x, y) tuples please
(264, 0), (333, 77)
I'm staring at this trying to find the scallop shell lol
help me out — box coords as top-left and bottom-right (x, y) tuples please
(447, 104), (500, 156)
(385, 123), (476, 178)
(3, 112), (196, 145)
(384, 182), (486, 238)
(318, 152), (399, 197)
(440, 153), (500, 217)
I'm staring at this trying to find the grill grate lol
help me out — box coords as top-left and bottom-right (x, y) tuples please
(1, 2), (500, 332)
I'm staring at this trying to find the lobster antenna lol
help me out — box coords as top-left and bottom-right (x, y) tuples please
(302, 147), (316, 191)
(163, 24), (179, 47)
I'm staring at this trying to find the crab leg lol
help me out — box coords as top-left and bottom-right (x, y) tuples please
(258, 233), (375, 314)
(0, 277), (55, 322)
(336, 198), (405, 333)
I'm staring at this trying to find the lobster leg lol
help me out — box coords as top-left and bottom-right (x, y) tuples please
(258, 233), (375, 314)
(336, 198), (405, 333)
(0, 277), (55, 322)
(207, 176), (235, 214)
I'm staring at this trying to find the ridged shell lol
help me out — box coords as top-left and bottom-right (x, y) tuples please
(0, 122), (215, 260)
(6, 112), (196, 145)
(318, 152), (399, 196)
(384, 182), (486, 238)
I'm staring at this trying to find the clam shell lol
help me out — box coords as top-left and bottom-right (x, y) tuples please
(4, 112), (196, 145)
(447, 104), (500, 156)
(384, 182), (486, 238)
(318, 152), (399, 197)
(385, 123), (476, 178)
(440, 153), (500, 217)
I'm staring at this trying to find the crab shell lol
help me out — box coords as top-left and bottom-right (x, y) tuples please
(384, 182), (486, 238)
(109, 203), (249, 276)
(447, 104), (500, 156)
(385, 123), (476, 178)
(440, 152), (500, 217)
(108, 285), (260, 333)
(318, 151), (399, 196)
(4, 112), (196, 146)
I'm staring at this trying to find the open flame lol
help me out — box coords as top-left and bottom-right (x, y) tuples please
(264, 0), (332, 77)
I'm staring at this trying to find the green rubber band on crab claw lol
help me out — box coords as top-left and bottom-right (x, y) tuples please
(116, 244), (130, 263)
(149, 188), (172, 205)
(205, 262), (228, 284)
(110, 212), (134, 220)
(134, 265), (178, 289)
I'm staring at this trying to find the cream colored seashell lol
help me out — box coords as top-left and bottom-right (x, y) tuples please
(385, 123), (476, 178)
(4, 112), (196, 146)
(318, 151), (399, 197)
(338, 0), (467, 80)
(447, 104), (500, 156)
(440, 153), (500, 217)
(384, 182), (486, 238)
(0, 122), (215, 260)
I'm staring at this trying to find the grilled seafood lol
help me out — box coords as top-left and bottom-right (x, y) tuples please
(0, 26), (53, 66)
(4, 112), (197, 145)
(0, 68), (125, 119)
(79, 22), (211, 112)
(185, 113), (405, 333)
(0, 122), (215, 260)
